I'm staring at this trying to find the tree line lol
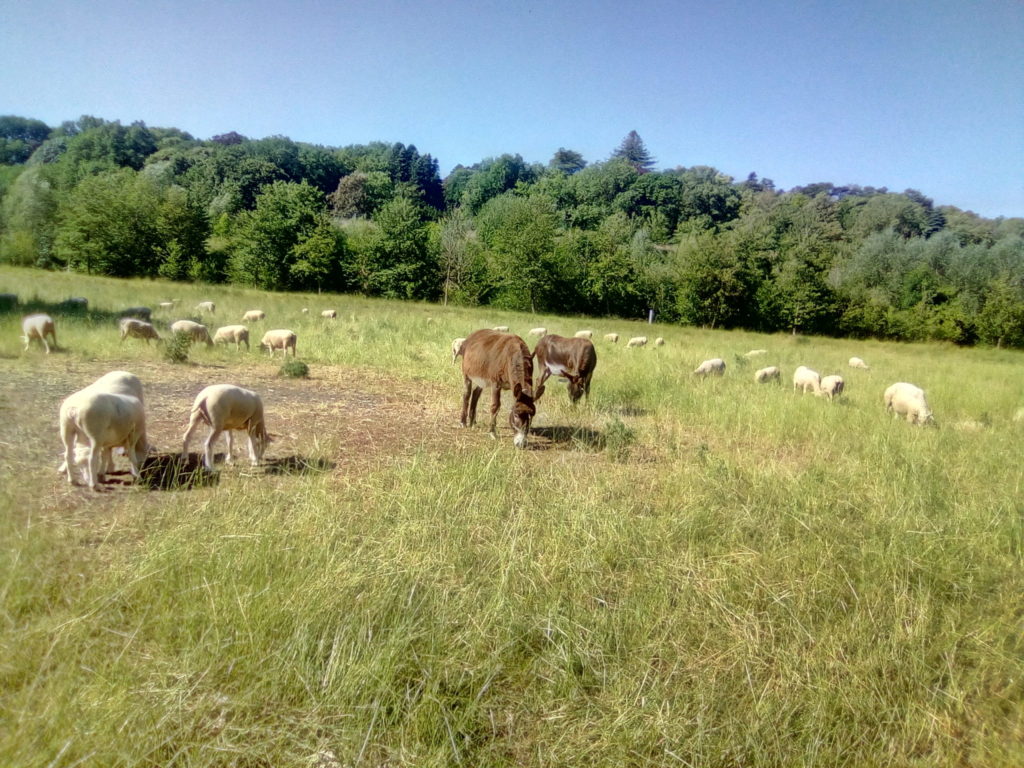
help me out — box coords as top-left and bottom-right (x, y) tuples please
(2, 116), (1022, 346)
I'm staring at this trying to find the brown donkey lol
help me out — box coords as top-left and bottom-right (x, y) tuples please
(460, 329), (545, 448)
(533, 334), (597, 404)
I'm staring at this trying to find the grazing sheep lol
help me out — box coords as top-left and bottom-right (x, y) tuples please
(451, 337), (466, 364)
(170, 320), (214, 347)
(820, 375), (845, 400)
(884, 382), (935, 426)
(528, 327), (547, 337)
(574, 330), (593, 339)
(21, 313), (57, 353)
(120, 306), (152, 321)
(754, 366), (781, 383)
(213, 324), (250, 351)
(604, 333), (619, 344)
(492, 325), (510, 332)
(60, 389), (147, 490)
(654, 337), (665, 347)
(321, 309), (337, 318)
(694, 358), (726, 377)
(182, 384), (269, 471)
(260, 329), (297, 357)
(119, 317), (161, 344)
(195, 301), (216, 314)
(243, 309), (266, 322)
(849, 356), (870, 370)
(301, 308), (309, 314)
(626, 336), (647, 348)
(58, 371), (145, 480)
(158, 301), (176, 310)
(793, 366), (822, 394)
(744, 349), (767, 358)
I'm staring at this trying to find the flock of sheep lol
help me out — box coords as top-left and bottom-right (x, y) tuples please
(12, 295), (939, 487)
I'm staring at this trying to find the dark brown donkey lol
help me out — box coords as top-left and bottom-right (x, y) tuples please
(460, 329), (545, 448)
(533, 334), (597, 404)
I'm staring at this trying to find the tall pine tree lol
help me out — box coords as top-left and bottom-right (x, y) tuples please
(612, 130), (655, 173)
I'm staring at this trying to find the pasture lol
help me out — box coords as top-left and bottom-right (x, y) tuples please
(1, 265), (1022, 767)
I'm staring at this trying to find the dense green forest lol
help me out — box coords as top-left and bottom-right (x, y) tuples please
(2, 115), (1022, 346)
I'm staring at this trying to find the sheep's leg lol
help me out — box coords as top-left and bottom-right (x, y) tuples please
(61, 421), (78, 484)
(87, 443), (103, 490)
(224, 430), (234, 463)
(246, 432), (259, 465)
(203, 429), (221, 470)
(181, 412), (204, 460)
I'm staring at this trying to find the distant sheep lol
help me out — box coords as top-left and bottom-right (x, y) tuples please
(243, 309), (266, 322)
(301, 308), (309, 314)
(170, 320), (214, 347)
(120, 306), (152, 321)
(884, 382), (935, 426)
(60, 388), (147, 490)
(158, 301), (176, 310)
(626, 336), (647, 348)
(528, 327), (547, 337)
(492, 325), (510, 332)
(694, 358), (726, 377)
(195, 301), (216, 314)
(182, 384), (269, 471)
(451, 337), (466, 364)
(321, 309), (337, 318)
(213, 324), (250, 351)
(21, 313), (57, 353)
(654, 337), (665, 347)
(119, 317), (161, 344)
(849, 357), (870, 370)
(820, 375), (845, 400)
(604, 333), (619, 343)
(260, 329), (297, 357)
(574, 330), (593, 339)
(793, 366), (821, 395)
(754, 366), (781, 383)
(744, 349), (767, 358)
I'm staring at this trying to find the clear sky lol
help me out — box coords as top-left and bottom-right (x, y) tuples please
(2, 0), (1021, 217)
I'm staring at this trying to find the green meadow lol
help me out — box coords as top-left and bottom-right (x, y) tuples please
(1, 264), (1021, 767)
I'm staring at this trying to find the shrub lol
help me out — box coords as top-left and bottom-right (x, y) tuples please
(163, 330), (191, 364)
(279, 359), (309, 378)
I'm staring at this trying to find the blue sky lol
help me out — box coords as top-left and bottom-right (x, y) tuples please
(2, 0), (1021, 217)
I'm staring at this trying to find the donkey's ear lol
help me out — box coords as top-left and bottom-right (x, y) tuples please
(535, 384), (545, 400)
(513, 383), (522, 398)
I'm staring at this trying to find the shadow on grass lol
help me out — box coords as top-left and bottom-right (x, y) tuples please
(263, 455), (336, 475)
(139, 452), (220, 491)
(530, 425), (605, 451)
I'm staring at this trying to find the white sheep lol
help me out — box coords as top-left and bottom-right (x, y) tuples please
(604, 333), (619, 344)
(58, 371), (145, 480)
(793, 366), (822, 394)
(754, 366), (781, 383)
(574, 330), (593, 339)
(492, 325), (510, 332)
(181, 384), (269, 471)
(213, 324), (250, 351)
(22, 313), (57, 353)
(170, 320), (214, 347)
(60, 389), (147, 490)
(744, 349), (767, 358)
(884, 382), (935, 426)
(849, 357), (870, 370)
(195, 301), (216, 314)
(158, 301), (176, 310)
(242, 309), (266, 322)
(528, 327), (547, 337)
(626, 336), (647, 348)
(119, 317), (161, 344)
(693, 358), (726, 377)
(654, 337), (665, 347)
(321, 309), (337, 318)
(260, 329), (297, 357)
(451, 337), (466, 364)
(301, 308), (309, 314)
(820, 375), (845, 400)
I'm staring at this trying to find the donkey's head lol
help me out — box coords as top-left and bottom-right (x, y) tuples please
(509, 383), (544, 449)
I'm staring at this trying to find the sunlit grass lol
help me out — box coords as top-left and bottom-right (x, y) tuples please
(1, 265), (1022, 766)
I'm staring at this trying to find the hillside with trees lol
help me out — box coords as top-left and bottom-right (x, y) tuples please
(2, 114), (1022, 346)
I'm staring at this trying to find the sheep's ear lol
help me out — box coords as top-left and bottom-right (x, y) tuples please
(513, 383), (522, 398)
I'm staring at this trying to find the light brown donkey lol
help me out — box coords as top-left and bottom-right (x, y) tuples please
(459, 329), (545, 448)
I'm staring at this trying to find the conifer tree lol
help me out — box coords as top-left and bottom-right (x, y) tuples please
(612, 130), (655, 173)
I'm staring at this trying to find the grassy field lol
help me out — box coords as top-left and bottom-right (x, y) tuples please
(1, 264), (1022, 767)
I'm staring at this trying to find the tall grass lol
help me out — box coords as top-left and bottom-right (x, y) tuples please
(1, 265), (1022, 766)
